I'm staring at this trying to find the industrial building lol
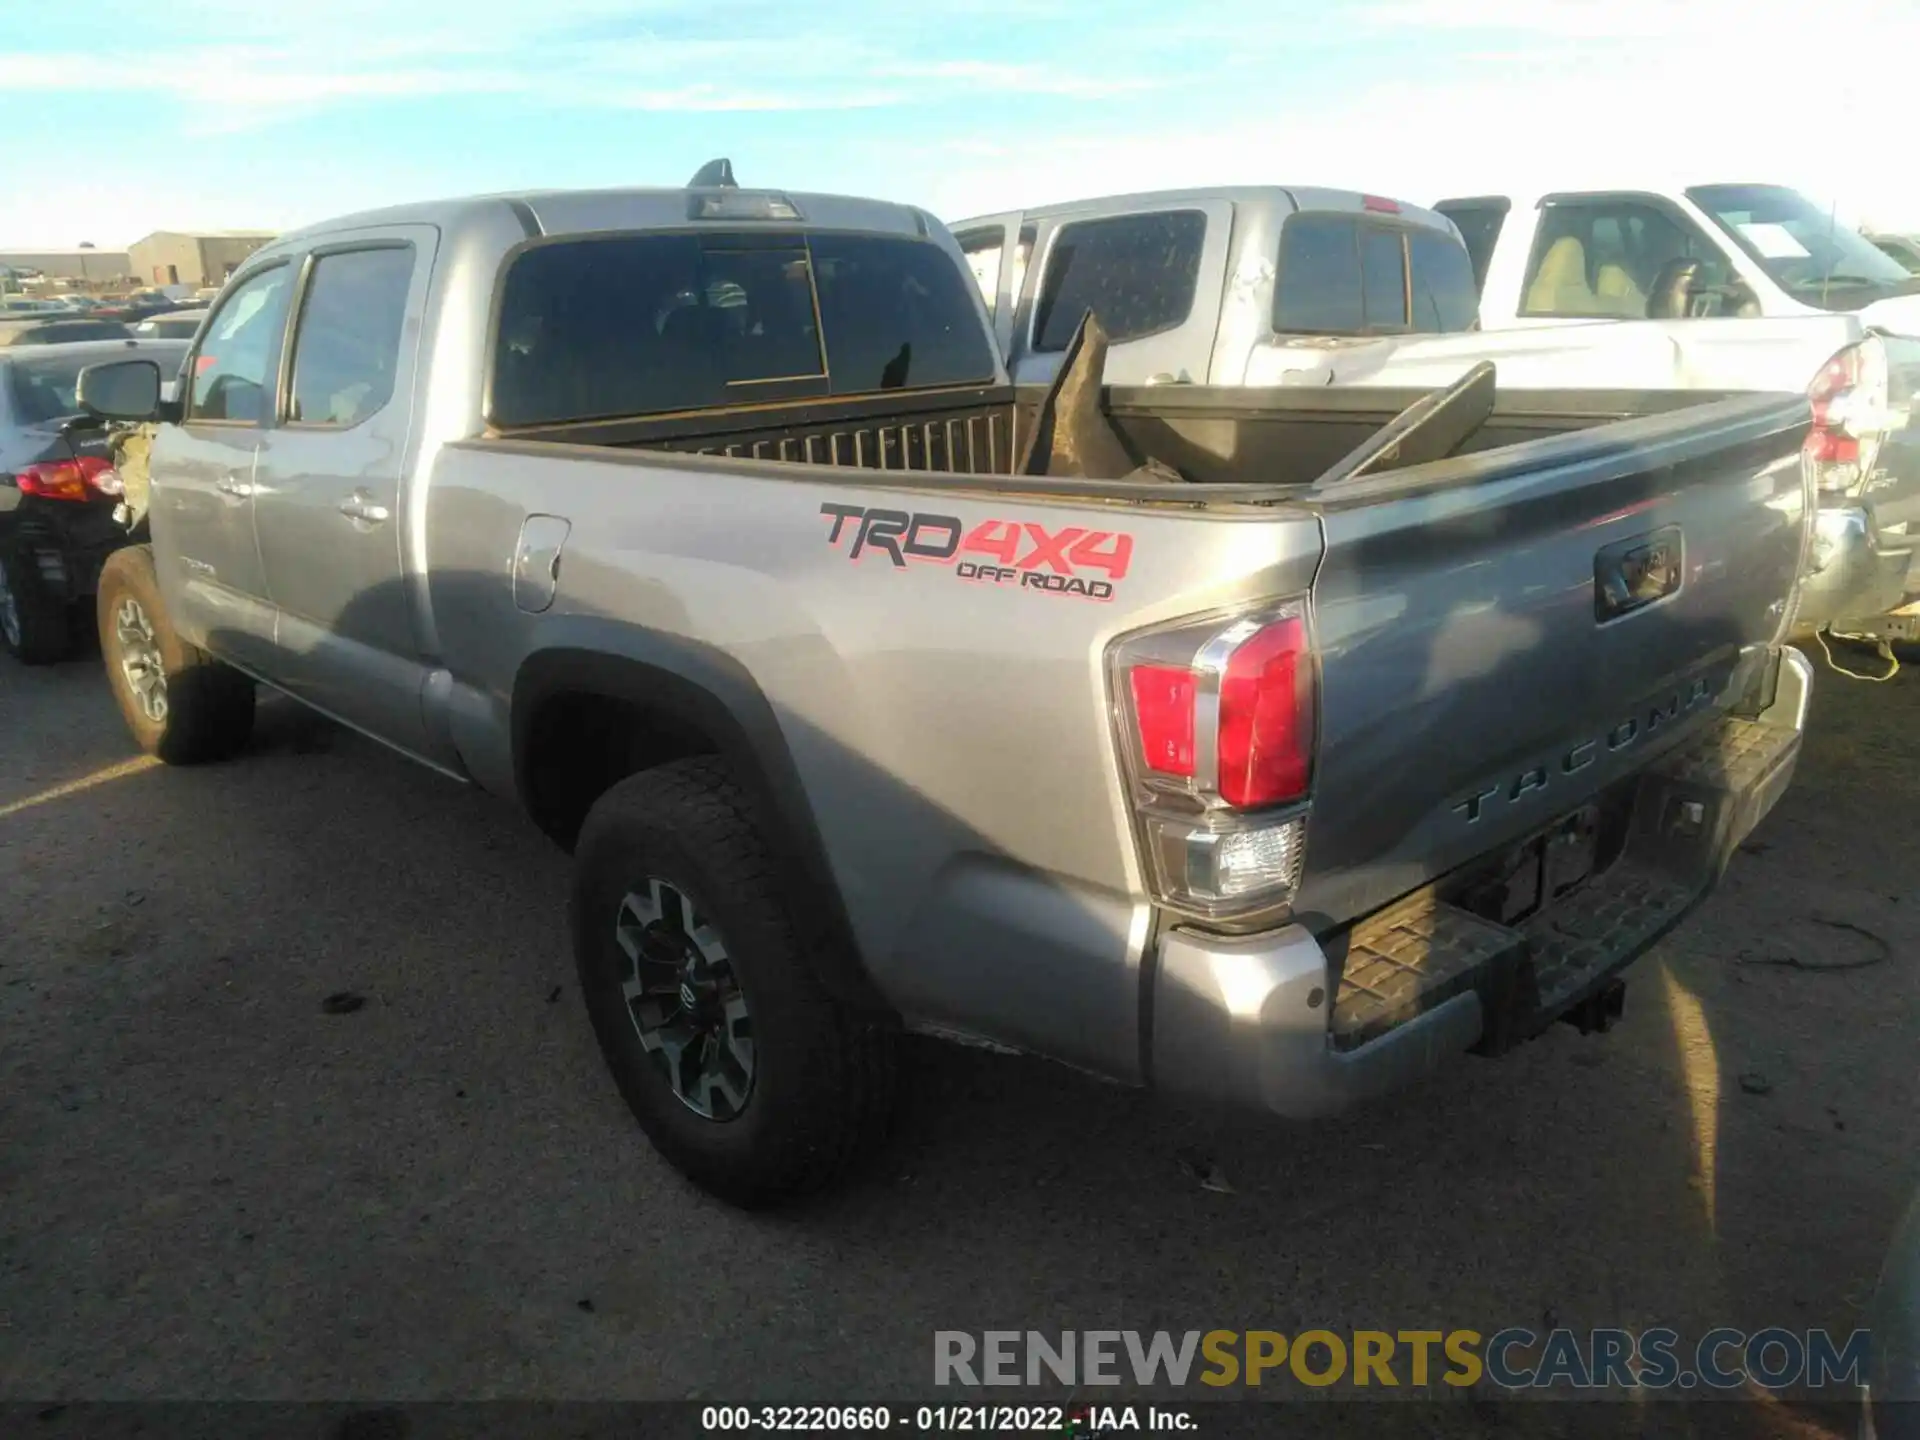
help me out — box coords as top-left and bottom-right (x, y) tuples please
(127, 230), (277, 288)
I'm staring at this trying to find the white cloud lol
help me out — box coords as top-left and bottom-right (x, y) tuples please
(1366, 0), (1914, 36)
(914, 1), (1920, 232)
(5, 0), (1920, 243)
(0, 3), (1158, 131)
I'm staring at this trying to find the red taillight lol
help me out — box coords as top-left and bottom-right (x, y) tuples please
(1361, 194), (1402, 214)
(15, 456), (115, 502)
(1110, 600), (1316, 921)
(1805, 338), (1889, 493)
(1805, 430), (1859, 464)
(1217, 614), (1312, 807)
(1129, 665), (1197, 777)
(1118, 606), (1315, 809)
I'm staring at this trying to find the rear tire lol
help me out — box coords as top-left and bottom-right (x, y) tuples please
(96, 545), (254, 764)
(0, 547), (73, 665)
(570, 757), (896, 1207)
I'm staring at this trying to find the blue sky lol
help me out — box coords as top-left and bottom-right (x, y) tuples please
(4, 0), (1917, 248)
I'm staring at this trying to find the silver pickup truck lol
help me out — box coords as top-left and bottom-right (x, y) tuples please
(75, 168), (1815, 1206)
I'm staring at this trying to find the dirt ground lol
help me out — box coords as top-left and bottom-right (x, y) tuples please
(1, 643), (1915, 1436)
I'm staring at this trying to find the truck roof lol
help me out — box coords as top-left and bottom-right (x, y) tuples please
(269, 185), (942, 251)
(1433, 180), (1809, 207)
(953, 185), (1458, 234)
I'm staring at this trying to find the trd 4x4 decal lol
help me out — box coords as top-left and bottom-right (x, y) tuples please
(819, 503), (1132, 601)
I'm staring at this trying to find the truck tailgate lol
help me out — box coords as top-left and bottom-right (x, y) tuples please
(1290, 391), (1810, 934)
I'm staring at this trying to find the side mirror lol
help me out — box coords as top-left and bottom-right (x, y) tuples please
(78, 359), (162, 421)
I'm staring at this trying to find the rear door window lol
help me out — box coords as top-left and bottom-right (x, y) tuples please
(1031, 210), (1205, 352)
(490, 230), (997, 428)
(287, 246), (415, 427)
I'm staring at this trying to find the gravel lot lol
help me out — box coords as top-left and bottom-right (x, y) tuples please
(2, 643), (1915, 1434)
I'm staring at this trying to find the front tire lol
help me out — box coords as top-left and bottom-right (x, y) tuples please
(96, 545), (254, 764)
(0, 546), (73, 665)
(570, 757), (896, 1207)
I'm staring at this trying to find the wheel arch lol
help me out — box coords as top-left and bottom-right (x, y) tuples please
(511, 638), (887, 1015)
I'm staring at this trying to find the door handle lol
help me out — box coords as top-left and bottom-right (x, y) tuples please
(216, 472), (254, 499)
(339, 491), (391, 525)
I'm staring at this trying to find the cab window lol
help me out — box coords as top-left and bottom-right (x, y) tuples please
(1274, 214), (1477, 335)
(190, 264), (293, 422)
(1032, 210), (1205, 352)
(956, 229), (1004, 317)
(490, 230), (996, 428)
(1520, 198), (1731, 319)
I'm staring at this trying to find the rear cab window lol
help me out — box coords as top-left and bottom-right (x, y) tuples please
(1273, 212), (1478, 335)
(489, 229), (999, 429)
(1031, 210), (1206, 352)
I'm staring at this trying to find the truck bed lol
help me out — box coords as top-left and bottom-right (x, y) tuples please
(492, 378), (1771, 497)
(499, 383), (1020, 477)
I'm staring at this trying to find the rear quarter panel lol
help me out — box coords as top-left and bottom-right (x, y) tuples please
(421, 442), (1322, 1079)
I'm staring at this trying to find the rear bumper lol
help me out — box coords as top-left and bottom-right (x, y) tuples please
(1793, 502), (1920, 635)
(2, 500), (126, 604)
(1148, 648), (1811, 1120)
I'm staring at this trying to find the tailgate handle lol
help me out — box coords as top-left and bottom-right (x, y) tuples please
(1595, 526), (1683, 622)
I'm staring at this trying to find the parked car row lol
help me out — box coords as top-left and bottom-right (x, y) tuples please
(952, 178), (1920, 645)
(0, 338), (189, 660)
(2, 287), (203, 321)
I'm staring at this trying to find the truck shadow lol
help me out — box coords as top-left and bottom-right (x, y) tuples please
(225, 563), (1905, 1411)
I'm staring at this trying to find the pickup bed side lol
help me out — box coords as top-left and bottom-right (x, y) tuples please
(424, 437), (1326, 1083)
(419, 382), (1812, 1112)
